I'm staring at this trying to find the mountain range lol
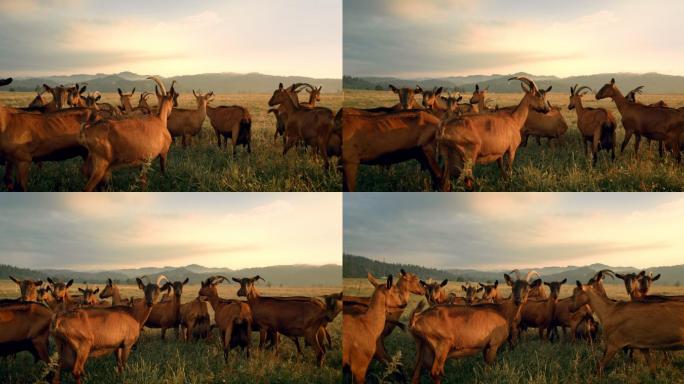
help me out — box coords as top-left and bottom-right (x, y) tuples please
(4, 72), (342, 94)
(343, 254), (684, 286)
(0, 263), (341, 287)
(343, 72), (684, 94)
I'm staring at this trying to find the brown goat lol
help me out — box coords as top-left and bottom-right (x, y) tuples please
(99, 278), (130, 306)
(66, 84), (88, 108)
(9, 276), (43, 301)
(233, 275), (331, 365)
(438, 77), (551, 190)
(117, 87), (136, 112)
(167, 90), (213, 146)
(145, 277), (187, 339)
(42, 84), (74, 110)
(0, 300), (52, 367)
(596, 78), (684, 160)
(568, 85), (617, 164)
(572, 277), (684, 375)
(342, 269), (424, 365)
(79, 76), (176, 191)
(268, 83), (334, 168)
(46, 278), (76, 312)
(343, 274), (406, 384)
(479, 280), (500, 303)
(419, 279), (449, 305)
(179, 296), (211, 341)
(198, 276), (253, 360)
(520, 279), (566, 341)
(625, 86), (668, 108)
(389, 85), (422, 110)
(51, 276), (163, 384)
(520, 106), (569, 147)
(77, 286), (108, 307)
(206, 104), (252, 156)
(341, 108), (443, 191)
(409, 273), (542, 383)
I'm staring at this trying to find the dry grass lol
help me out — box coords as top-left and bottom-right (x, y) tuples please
(0, 280), (342, 384)
(344, 277), (684, 384)
(0, 91), (342, 191)
(344, 89), (684, 191)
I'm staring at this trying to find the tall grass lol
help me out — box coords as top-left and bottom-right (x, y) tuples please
(344, 90), (684, 191)
(0, 91), (342, 191)
(0, 282), (341, 384)
(344, 278), (684, 384)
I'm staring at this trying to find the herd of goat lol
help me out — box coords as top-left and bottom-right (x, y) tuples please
(0, 78), (341, 191)
(343, 269), (684, 383)
(341, 76), (684, 191)
(0, 275), (342, 384)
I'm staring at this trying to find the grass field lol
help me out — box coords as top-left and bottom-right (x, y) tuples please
(344, 89), (684, 191)
(0, 91), (342, 191)
(344, 277), (684, 384)
(0, 281), (342, 384)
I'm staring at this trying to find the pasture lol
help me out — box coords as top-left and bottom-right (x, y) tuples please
(0, 91), (342, 192)
(343, 89), (684, 191)
(343, 277), (684, 384)
(0, 280), (342, 384)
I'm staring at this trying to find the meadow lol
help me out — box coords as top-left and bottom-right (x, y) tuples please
(344, 277), (684, 384)
(0, 91), (342, 192)
(0, 280), (342, 384)
(344, 89), (684, 192)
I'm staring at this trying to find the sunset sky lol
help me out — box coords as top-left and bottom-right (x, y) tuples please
(344, 0), (684, 78)
(344, 193), (684, 270)
(0, 193), (341, 270)
(0, 0), (342, 78)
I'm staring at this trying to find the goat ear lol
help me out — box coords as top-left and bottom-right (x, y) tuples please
(561, 278), (567, 284)
(475, 84), (479, 92)
(136, 278), (145, 290)
(35, 280), (43, 286)
(93, 288), (99, 294)
(131, 88), (135, 96)
(479, 283), (485, 288)
(400, 268), (406, 276)
(107, 278), (113, 285)
(477, 287), (483, 292)
(610, 78), (615, 85)
(232, 277), (241, 283)
(543, 282), (550, 287)
(386, 274), (393, 288)
(278, 83), (283, 89)
(545, 86), (552, 93)
(118, 88), (123, 96)
(494, 280), (498, 288)
(367, 272), (380, 287)
(504, 274), (513, 286)
(461, 285), (467, 292)
(43, 84), (52, 92)
(47, 277), (55, 285)
(9, 276), (20, 285)
(96, 95), (101, 101)
(66, 279), (73, 288)
(389, 85), (398, 93)
(576, 280), (582, 288)
(182, 278), (189, 285)
(653, 274), (661, 281)
(457, 95), (463, 102)
(615, 273), (624, 279)
(419, 280), (426, 287)
(435, 87), (443, 95)
(78, 288), (85, 293)
(440, 279), (448, 287)
(79, 85), (86, 94)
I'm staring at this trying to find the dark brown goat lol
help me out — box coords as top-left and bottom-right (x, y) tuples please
(145, 277), (187, 339)
(9, 276), (43, 301)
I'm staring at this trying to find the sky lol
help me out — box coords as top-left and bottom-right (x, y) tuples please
(344, 193), (684, 270)
(0, 0), (342, 78)
(0, 193), (341, 270)
(344, 0), (684, 78)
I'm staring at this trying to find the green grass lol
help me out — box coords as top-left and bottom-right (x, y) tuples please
(1, 282), (341, 384)
(0, 92), (342, 191)
(344, 90), (684, 191)
(344, 278), (684, 384)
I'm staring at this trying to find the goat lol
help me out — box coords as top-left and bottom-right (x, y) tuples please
(77, 286), (108, 307)
(568, 85), (617, 164)
(629, 271), (684, 302)
(66, 84), (88, 108)
(389, 85), (423, 110)
(99, 278), (130, 306)
(42, 84), (74, 110)
(167, 90), (213, 146)
(198, 276), (252, 360)
(343, 274), (406, 384)
(468, 84), (493, 113)
(596, 78), (684, 160)
(300, 85), (322, 108)
(45, 278), (76, 312)
(79, 76), (176, 191)
(9, 276), (43, 301)
(479, 280), (500, 303)
(625, 86), (668, 108)
(341, 108), (443, 191)
(419, 279), (449, 305)
(145, 277), (187, 339)
(438, 77), (551, 191)
(179, 296), (211, 341)
(572, 276), (684, 375)
(51, 276), (163, 384)
(117, 88), (136, 113)
(409, 272), (541, 383)
(233, 275), (331, 365)
(520, 105), (569, 147)
(206, 104), (252, 156)
(520, 279), (566, 341)
(268, 83), (334, 169)
(0, 300), (52, 369)
(342, 269), (424, 365)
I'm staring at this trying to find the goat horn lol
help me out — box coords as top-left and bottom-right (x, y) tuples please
(631, 85), (645, 95)
(594, 269), (615, 281)
(525, 270), (541, 282)
(575, 86), (593, 96)
(508, 76), (538, 93)
(215, 275), (230, 283)
(139, 275), (151, 284)
(156, 274), (168, 286)
(147, 76), (166, 95)
(510, 269), (521, 280)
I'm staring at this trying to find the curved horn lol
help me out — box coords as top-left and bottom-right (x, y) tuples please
(630, 85), (645, 95)
(510, 269), (521, 280)
(575, 86), (593, 96)
(147, 76), (166, 95)
(156, 274), (168, 287)
(139, 275), (151, 284)
(525, 270), (541, 282)
(594, 269), (615, 281)
(508, 76), (538, 93)
(215, 275), (230, 283)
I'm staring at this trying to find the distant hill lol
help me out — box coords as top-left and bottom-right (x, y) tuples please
(0, 263), (341, 287)
(343, 255), (684, 286)
(6, 71), (341, 94)
(344, 72), (684, 94)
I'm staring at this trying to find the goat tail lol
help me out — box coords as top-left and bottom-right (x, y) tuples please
(409, 300), (426, 329)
